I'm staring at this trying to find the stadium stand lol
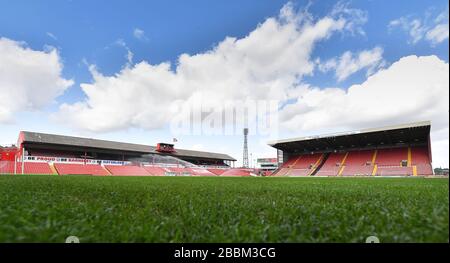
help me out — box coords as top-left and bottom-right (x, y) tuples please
(207, 168), (227, 175)
(165, 167), (194, 176)
(105, 165), (150, 176)
(415, 164), (433, 176)
(1, 122), (436, 177)
(0, 131), (237, 176)
(373, 147), (410, 176)
(411, 146), (430, 164)
(276, 153), (324, 176)
(0, 161), (53, 175)
(340, 150), (375, 176)
(269, 121), (434, 177)
(293, 154), (323, 169)
(26, 150), (78, 158)
(190, 168), (217, 176)
(274, 168), (289, 176)
(55, 163), (109, 176)
(376, 148), (407, 166)
(163, 167), (217, 176)
(0, 161), (14, 174)
(20, 162), (53, 175)
(143, 166), (168, 176)
(289, 168), (310, 176)
(315, 152), (347, 176)
(411, 146), (433, 175)
(377, 166), (413, 176)
(221, 169), (254, 176)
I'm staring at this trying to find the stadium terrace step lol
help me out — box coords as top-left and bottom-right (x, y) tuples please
(415, 164), (433, 175)
(274, 153), (324, 176)
(288, 169), (310, 176)
(221, 169), (253, 176)
(340, 165), (374, 176)
(0, 161), (14, 174)
(315, 152), (347, 176)
(105, 165), (150, 176)
(54, 163), (109, 176)
(19, 162), (53, 175)
(206, 168), (227, 175)
(376, 166), (413, 176)
(190, 168), (217, 176)
(411, 147), (433, 175)
(165, 167), (194, 176)
(292, 154), (321, 169)
(273, 168), (289, 176)
(338, 150), (375, 176)
(143, 166), (167, 176)
(0, 161), (53, 175)
(375, 148), (408, 166)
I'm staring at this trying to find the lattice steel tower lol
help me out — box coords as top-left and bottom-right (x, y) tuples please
(243, 128), (249, 168)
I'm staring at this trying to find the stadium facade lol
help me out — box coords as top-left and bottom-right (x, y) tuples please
(268, 121), (433, 176)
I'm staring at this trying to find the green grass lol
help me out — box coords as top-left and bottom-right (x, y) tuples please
(0, 175), (448, 243)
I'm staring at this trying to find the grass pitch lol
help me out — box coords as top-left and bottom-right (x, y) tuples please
(0, 175), (448, 243)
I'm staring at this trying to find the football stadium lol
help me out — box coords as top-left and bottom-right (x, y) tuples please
(0, 121), (435, 177)
(0, 120), (448, 243)
(0, 0), (448, 249)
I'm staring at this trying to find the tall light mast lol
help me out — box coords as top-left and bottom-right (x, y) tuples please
(243, 128), (249, 168)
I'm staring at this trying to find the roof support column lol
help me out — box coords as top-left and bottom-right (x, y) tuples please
(14, 154), (17, 175)
(21, 147), (25, 175)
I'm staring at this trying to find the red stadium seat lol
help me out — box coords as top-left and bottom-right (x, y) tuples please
(0, 161), (14, 174)
(376, 148), (407, 166)
(315, 152), (347, 176)
(377, 166), (413, 176)
(411, 146), (433, 175)
(221, 169), (254, 176)
(55, 163), (109, 176)
(190, 168), (217, 176)
(340, 150), (375, 176)
(274, 153), (322, 176)
(280, 156), (299, 168)
(289, 169), (309, 176)
(0, 162), (53, 175)
(143, 166), (168, 176)
(166, 167), (193, 176)
(415, 164), (433, 175)
(105, 165), (150, 176)
(20, 162), (53, 175)
(291, 153), (322, 169)
(207, 168), (227, 175)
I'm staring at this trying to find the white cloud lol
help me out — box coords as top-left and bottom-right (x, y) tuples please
(46, 32), (58, 41)
(426, 23), (449, 45)
(427, 9), (450, 44)
(281, 55), (449, 167)
(56, 3), (363, 132)
(0, 38), (73, 123)
(389, 9), (449, 45)
(330, 1), (368, 36)
(52, 3), (449, 167)
(389, 18), (426, 44)
(115, 39), (133, 66)
(317, 46), (385, 81)
(133, 28), (148, 41)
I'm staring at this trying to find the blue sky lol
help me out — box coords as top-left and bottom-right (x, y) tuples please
(1, 0), (448, 94)
(0, 0), (449, 167)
